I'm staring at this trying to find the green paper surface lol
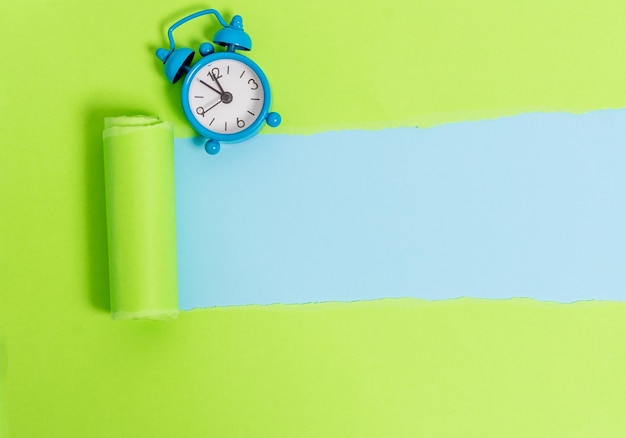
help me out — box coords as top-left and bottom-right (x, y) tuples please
(103, 116), (178, 320)
(1, 1), (624, 137)
(1, 0), (626, 436)
(2, 300), (626, 437)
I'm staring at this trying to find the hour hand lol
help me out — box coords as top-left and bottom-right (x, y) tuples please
(211, 72), (225, 94)
(199, 79), (222, 95)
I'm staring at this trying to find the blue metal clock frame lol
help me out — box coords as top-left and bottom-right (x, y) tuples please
(156, 9), (281, 155)
(181, 52), (273, 145)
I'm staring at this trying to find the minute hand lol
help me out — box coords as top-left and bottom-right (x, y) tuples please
(199, 79), (222, 95)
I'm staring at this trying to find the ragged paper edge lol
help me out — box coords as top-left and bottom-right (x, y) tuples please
(111, 309), (179, 321)
(172, 106), (626, 138)
(178, 296), (626, 315)
(103, 115), (173, 138)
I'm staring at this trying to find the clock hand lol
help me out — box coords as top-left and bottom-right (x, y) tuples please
(196, 98), (223, 117)
(199, 79), (222, 96)
(204, 100), (222, 112)
(210, 72), (225, 94)
(200, 100), (222, 115)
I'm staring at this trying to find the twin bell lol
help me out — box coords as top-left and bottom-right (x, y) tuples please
(156, 15), (252, 83)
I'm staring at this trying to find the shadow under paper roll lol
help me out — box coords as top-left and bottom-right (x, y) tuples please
(103, 116), (178, 320)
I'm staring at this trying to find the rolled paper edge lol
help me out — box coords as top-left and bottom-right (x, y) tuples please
(111, 309), (179, 321)
(104, 115), (179, 321)
(103, 115), (173, 138)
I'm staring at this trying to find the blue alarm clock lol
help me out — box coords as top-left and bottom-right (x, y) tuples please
(156, 9), (281, 155)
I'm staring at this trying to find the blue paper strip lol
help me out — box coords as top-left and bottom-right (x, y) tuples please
(175, 110), (626, 309)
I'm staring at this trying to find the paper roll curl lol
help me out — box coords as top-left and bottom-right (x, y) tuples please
(103, 116), (178, 320)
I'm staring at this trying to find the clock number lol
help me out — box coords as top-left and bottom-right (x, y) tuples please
(248, 78), (259, 90)
(196, 106), (207, 117)
(237, 117), (246, 128)
(210, 67), (222, 80)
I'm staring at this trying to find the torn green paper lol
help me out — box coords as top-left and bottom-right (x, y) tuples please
(103, 116), (178, 320)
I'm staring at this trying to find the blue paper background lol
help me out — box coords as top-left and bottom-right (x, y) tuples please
(176, 110), (626, 309)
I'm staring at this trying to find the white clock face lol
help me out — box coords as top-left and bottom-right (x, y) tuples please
(187, 58), (265, 135)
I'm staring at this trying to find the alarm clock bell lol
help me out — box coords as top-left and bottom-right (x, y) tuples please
(156, 14), (252, 84)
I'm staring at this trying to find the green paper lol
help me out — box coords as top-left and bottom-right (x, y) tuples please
(3, 300), (626, 437)
(2, 1), (624, 137)
(1, 0), (626, 436)
(103, 116), (178, 320)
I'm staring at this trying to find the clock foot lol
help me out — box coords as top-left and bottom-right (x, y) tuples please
(266, 112), (281, 128)
(205, 140), (221, 155)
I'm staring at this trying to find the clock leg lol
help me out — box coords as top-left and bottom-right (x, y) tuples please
(266, 112), (281, 128)
(205, 139), (221, 155)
